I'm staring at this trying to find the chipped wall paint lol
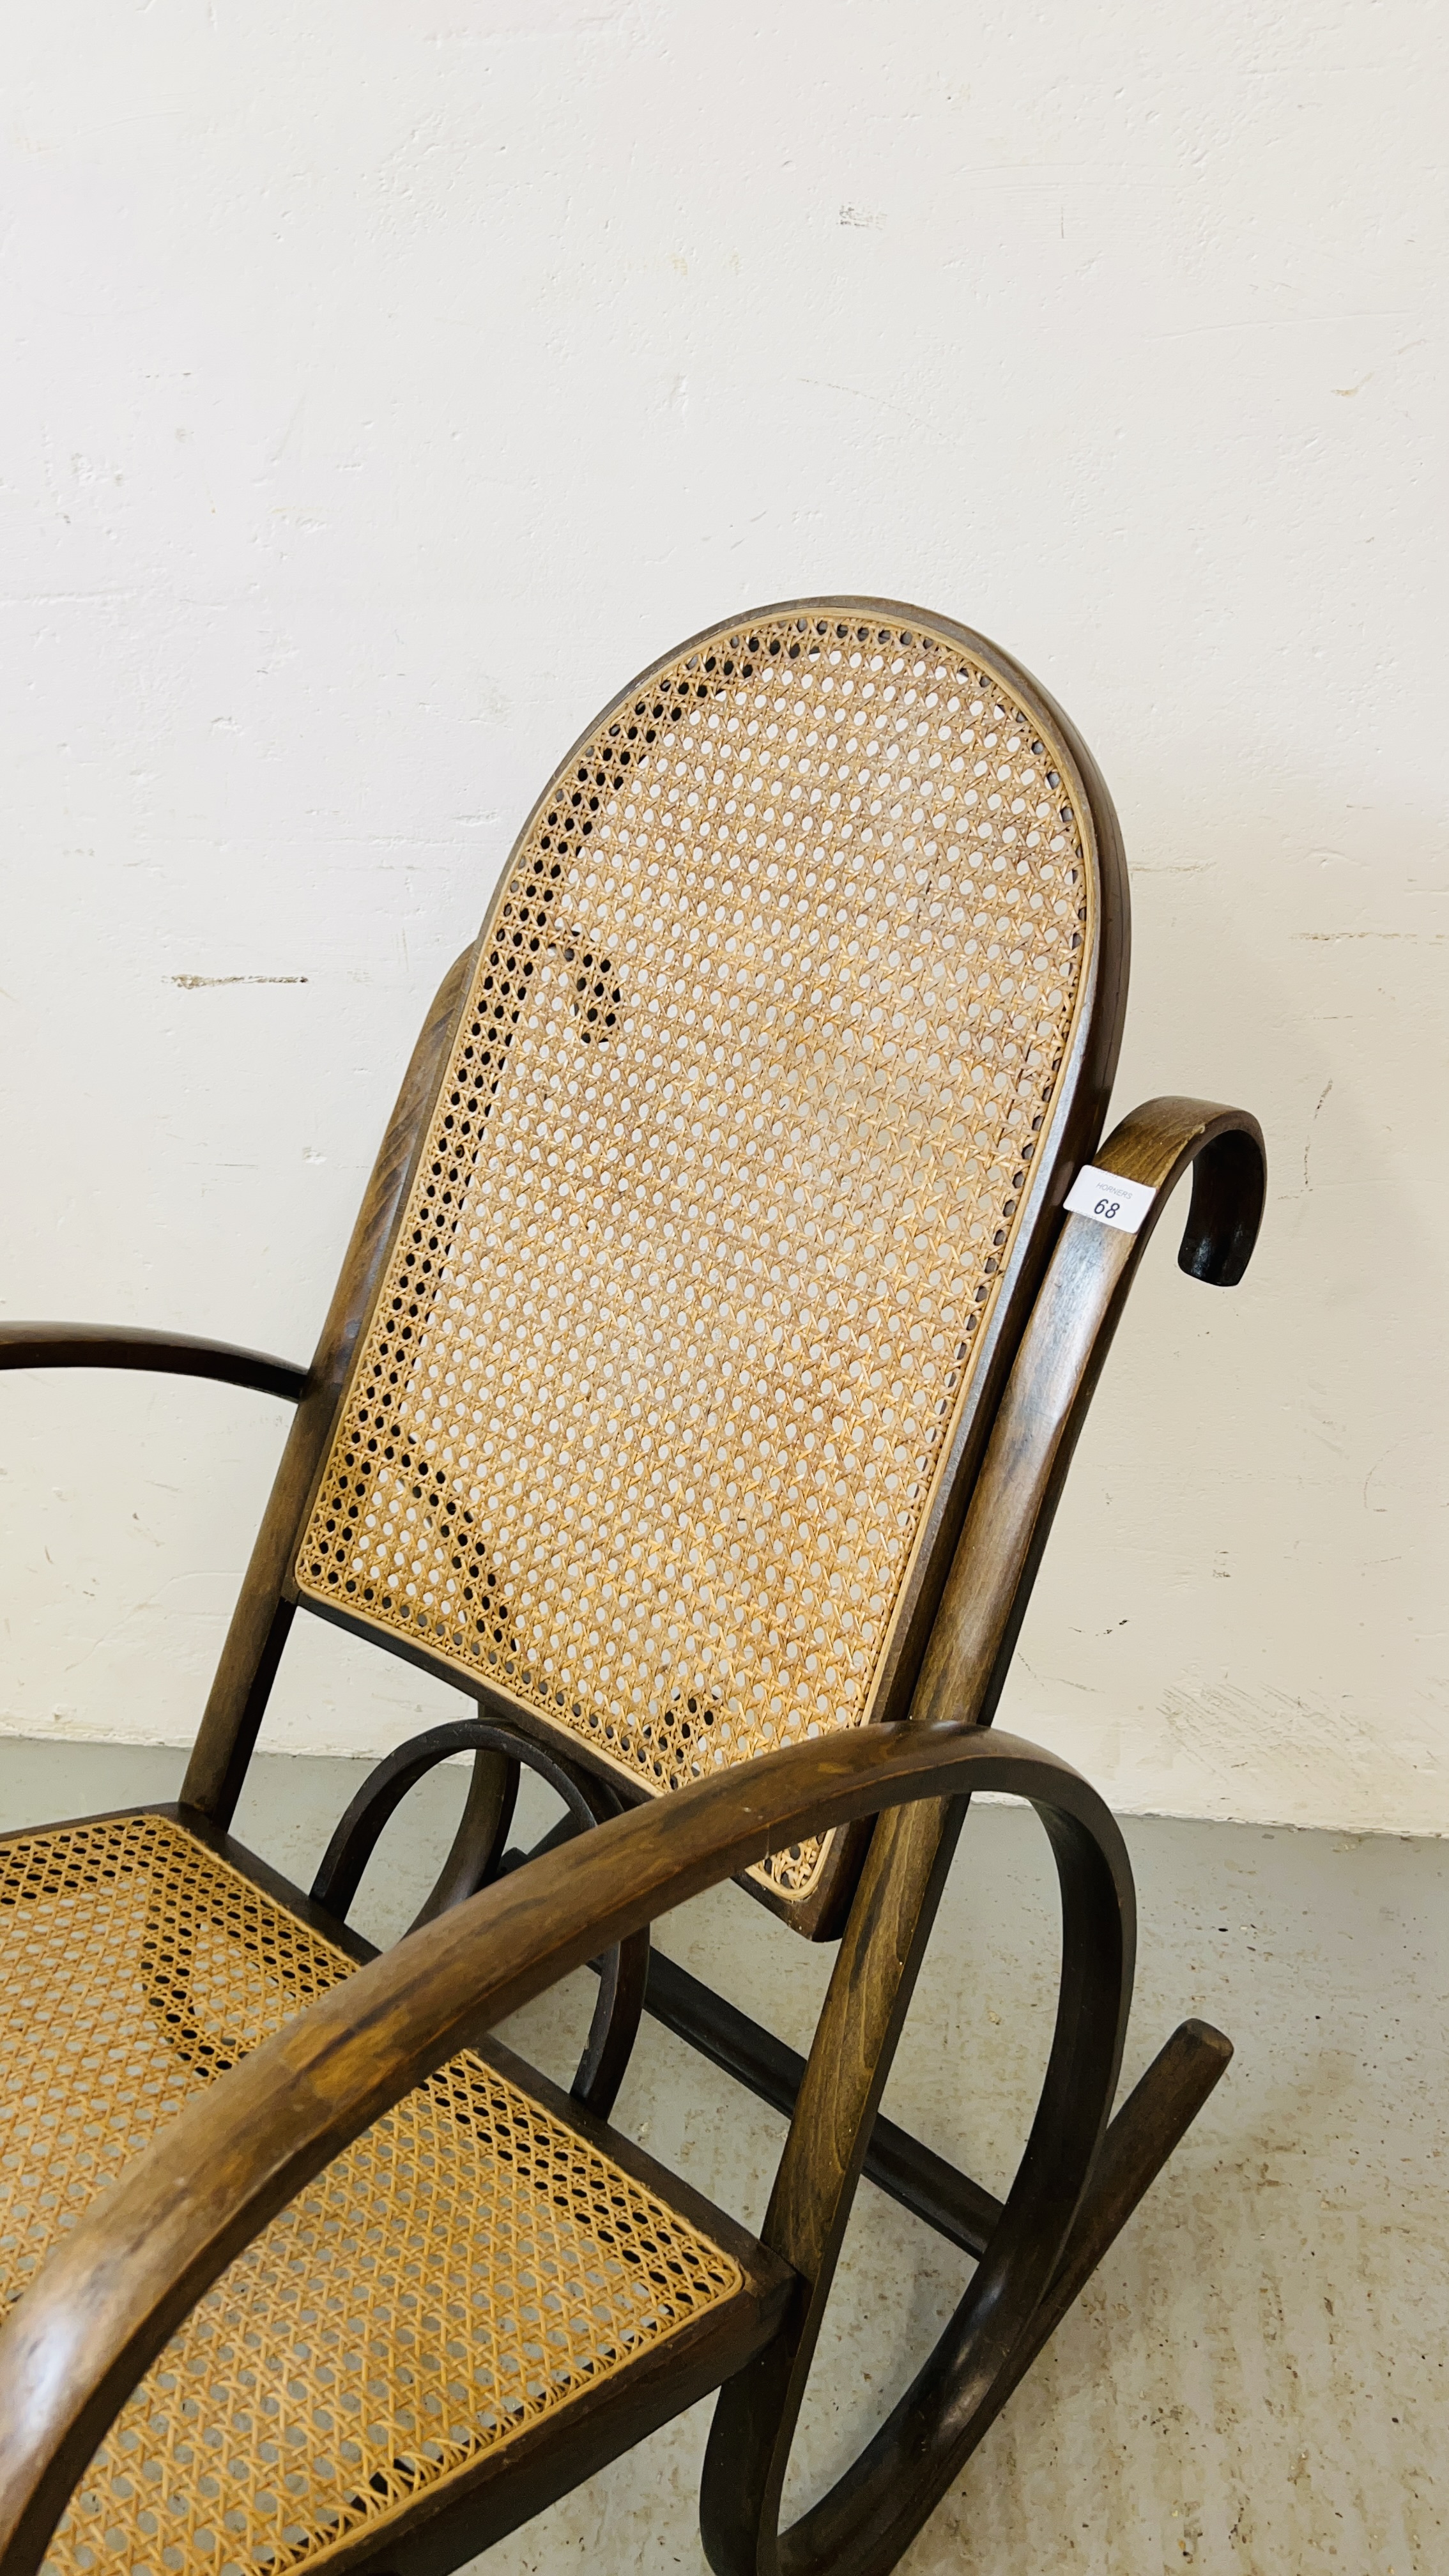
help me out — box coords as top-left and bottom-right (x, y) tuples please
(1, 1), (1445, 1833)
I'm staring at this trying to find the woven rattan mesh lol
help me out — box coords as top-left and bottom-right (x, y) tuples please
(297, 608), (1094, 1896)
(0, 1814), (739, 2576)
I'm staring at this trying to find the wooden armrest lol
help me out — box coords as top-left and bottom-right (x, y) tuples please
(1085, 1093), (1266, 1288)
(0, 1324), (307, 1404)
(0, 1722), (1123, 2576)
(912, 1094), (1267, 1731)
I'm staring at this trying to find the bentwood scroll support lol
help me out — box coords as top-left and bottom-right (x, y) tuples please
(698, 1097), (1265, 2576)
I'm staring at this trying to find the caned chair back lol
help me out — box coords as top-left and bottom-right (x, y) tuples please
(295, 602), (1124, 1927)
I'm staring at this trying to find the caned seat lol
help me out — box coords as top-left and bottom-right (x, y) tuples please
(1, 1814), (755, 2576)
(0, 600), (1266, 2576)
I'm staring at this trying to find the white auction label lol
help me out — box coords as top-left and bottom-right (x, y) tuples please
(1064, 1165), (1156, 1233)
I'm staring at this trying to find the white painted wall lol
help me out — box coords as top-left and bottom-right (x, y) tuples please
(3, 1), (1445, 1833)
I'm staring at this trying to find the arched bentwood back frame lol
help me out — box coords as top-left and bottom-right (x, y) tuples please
(184, 599), (1134, 1940)
(0, 602), (1266, 2576)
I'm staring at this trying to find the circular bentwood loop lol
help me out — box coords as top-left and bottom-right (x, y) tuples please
(309, 1715), (648, 2118)
(702, 1761), (1135, 2576)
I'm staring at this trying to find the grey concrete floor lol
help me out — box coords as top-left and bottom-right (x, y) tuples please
(1, 1737), (1443, 2575)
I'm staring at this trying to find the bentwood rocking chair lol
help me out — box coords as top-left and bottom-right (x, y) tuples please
(0, 602), (1264, 2576)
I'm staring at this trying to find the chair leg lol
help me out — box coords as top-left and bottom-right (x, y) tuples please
(492, 1814), (1229, 2576)
(700, 1781), (1140, 2576)
(699, 2014), (1228, 2576)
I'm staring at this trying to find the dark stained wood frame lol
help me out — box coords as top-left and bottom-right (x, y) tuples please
(0, 602), (1268, 2575)
(309, 1712), (652, 2119)
(0, 1723), (1138, 2576)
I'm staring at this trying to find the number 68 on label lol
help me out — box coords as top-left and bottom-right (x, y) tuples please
(1063, 1166), (1157, 1234)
